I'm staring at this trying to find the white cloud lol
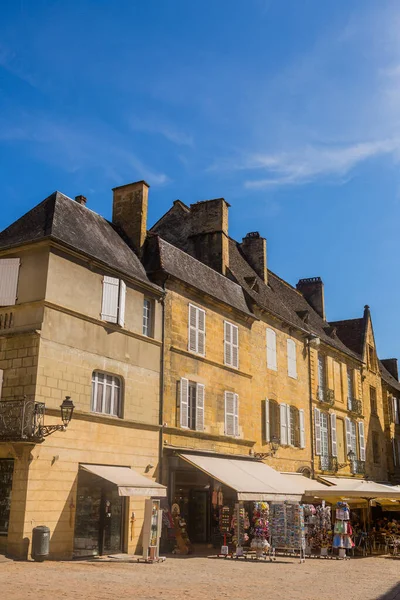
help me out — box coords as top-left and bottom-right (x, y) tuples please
(129, 116), (194, 147)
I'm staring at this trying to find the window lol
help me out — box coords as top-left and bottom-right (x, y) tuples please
(101, 276), (126, 327)
(266, 328), (277, 370)
(266, 401), (305, 448)
(142, 298), (153, 337)
(179, 378), (205, 431)
(347, 368), (354, 401)
(91, 371), (122, 417)
(345, 417), (358, 458)
(392, 397), (400, 425)
(287, 339), (297, 379)
(224, 321), (239, 368)
(368, 344), (376, 371)
(224, 391), (239, 437)
(393, 438), (398, 468)
(317, 354), (326, 401)
(0, 258), (20, 307)
(315, 409), (337, 459)
(188, 304), (206, 355)
(372, 431), (380, 464)
(358, 421), (366, 462)
(0, 459), (13, 534)
(370, 386), (377, 415)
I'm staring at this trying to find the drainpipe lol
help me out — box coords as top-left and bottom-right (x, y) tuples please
(306, 336), (316, 478)
(157, 276), (169, 487)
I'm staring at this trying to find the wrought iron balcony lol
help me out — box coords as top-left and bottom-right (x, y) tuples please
(0, 398), (45, 442)
(317, 386), (335, 407)
(319, 455), (338, 473)
(350, 459), (366, 475)
(348, 397), (363, 416)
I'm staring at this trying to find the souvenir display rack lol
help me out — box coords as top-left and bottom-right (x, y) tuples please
(250, 502), (270, 558)
(269, 502), (306, 563)
(304, 502), (332, 557)
(332, 501), (353, 559)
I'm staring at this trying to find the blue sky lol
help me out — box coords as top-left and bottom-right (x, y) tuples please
(1, 0), (400, 358)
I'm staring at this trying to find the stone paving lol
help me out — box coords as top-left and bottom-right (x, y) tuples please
(1, 554), (400, 600)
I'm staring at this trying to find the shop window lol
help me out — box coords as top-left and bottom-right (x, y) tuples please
(179, 378), (205, 431)
(188, 304), (206, 355)
(370, 386), (377, 415)
(91, 371), (122, 417)
(101, 276), (126, 327)
(0, 459), (13, 534)
(142, 298), (154, 337)
(372, 432), (380, 464)
(224, 321), (239, 369)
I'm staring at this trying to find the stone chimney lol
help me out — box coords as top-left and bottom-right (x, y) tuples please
(189, 198), (230, 275)
(75, 195), (87, 206)
(240, 232), (268, 283)
(296, 277), (326, 320)
(382, 358), (399, 381)
(112, 181), (149, 256)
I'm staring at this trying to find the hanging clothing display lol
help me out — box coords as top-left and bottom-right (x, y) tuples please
(303, 503), (332, 553)
(250, 502), (270, 556)
(332, 501), (354, 555)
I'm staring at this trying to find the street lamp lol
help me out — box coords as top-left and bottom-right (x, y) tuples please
(39, 396), (75, 438)
(254, 436), (280, 460)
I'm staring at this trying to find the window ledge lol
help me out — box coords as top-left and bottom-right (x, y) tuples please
(171, 346), (252, 379)
(163, 426), (255, 446)
(45, 407), (161, 431)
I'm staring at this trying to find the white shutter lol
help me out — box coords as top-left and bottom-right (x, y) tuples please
(314, 408), (321, 455)
(287, 339), (297, 378)
(299, 409), (305, 449)
(224, 321), (232, 366)
(225, 392), (235, 436)
(196, 383), (205, 432)
(180, 378), (189, 428)
(280, 403), (288, 445)
(197, 308), (206, 355)
(266, 328), (277, 370)
(0, 258), (20, 306)
(394, 397), (399, 425)
(234, 393), (239, 437)
(345, 417), (352, 455)
(232, 325), (239, 369)
(188, 304), (197, 352)
(393, 438), (397, 467)
(358, 421), (366, 462)
(286, 404), (292, 446)
(330, 413), (337, 457)
(265, 399), (270, 443)
(117, 280), (126, 327)
(101, 276), (119, 323)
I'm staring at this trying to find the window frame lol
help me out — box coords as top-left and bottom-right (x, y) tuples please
(142, 297), (154, 337)
(370, 385), (377, 415)
(188, 303), (206, 356)
(91, 371), (123, 418)
(287, 338), (297, 379)
(224, 321), (239, 369)
(266, 328), (277, 371)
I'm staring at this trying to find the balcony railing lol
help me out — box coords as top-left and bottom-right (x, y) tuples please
(317, 386), (335, 407)
(350, 459), (366, 475)
(348, 397), (363, 416)
(0, 398), (45, 442)
(319, 455), (338, 473)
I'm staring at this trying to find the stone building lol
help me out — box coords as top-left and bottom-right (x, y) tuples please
(380, 359), (400, 484)
(0, 186), (165, 559)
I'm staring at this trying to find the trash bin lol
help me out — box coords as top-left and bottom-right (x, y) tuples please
(32, 526), (50, 562)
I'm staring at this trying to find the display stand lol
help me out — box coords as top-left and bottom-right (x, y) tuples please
(269, 502), (305, 563)
(140, 499), (166, 563)
(218, 505), (232, 557)
(332, 501), (353, 560)
(250, 502), (269, 559)
(304, 501), (332, 558)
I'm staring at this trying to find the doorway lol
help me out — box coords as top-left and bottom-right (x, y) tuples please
(74, 469), (124, 557)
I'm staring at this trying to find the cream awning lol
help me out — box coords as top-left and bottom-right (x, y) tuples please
(81, 464), (167, 497)
(306, 477), (400, 500)
(179, 454), (302, 501)
(280, 473), (330, 497)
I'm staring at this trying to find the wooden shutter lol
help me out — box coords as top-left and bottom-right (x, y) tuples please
(287, 339), (297, 378)
(330, 413), (337, 457)
(345, 417), (352, 454)
(286, 404), (292, 446)
(314, 408), (321, 455)
(224, 321), (232, 366)
(393, 438), (397, 467)
(266, 328), (277, 370)
(188, 304), (197, 352)
(197, 307), (206, 355)
(101, 276), (119, 323)
(231, 325), (239, 369)
(265, 399), (270, 443)
(0, 258), (20, 306)
(225, 392), (235, 436)
(358, 421), (366, 462)
(180, 378), (189, 428)
(196, 383), (205, 431)
(234, 393), (239, 437)
(299, 409), (305, 449)
(118, 280), (126, 327)
(280, 403), (287, 445)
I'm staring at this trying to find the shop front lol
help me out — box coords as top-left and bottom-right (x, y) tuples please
(73, 464), (167, 558)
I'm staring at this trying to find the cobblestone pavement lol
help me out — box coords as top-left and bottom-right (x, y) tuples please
(1, 555), (400, 600)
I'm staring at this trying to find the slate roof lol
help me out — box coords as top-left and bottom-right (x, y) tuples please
(380, 361), (400, 393)
(329, 318), (365, 357)
(0, 191), (158, 289)
(144, 235), (252, 316)
(228, 239), (362, 360)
